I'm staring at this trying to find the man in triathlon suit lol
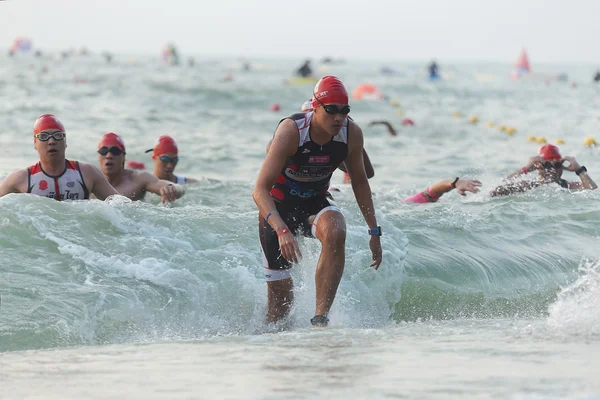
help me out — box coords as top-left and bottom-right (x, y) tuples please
(402, 178), (482, 203)
(253, 76), (383, 327)
(145, 135), (198, 184)
(0, 114), (118, 200)
(97, 133), (185, 202)
(272, 99), (374, 184)
(490, 144), (597, 196)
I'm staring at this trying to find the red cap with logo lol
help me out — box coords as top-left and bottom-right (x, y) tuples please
(312, 76), (348, 109)
(145, 135), (178, 158)
(34, 114), (65, 135)
(98, 132), (126, 152)
(538, 144), (561, 161)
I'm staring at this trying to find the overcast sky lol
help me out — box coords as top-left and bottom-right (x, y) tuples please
(1, 0), (599, 63)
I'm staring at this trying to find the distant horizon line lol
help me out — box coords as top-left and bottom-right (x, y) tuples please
(3, 49), (599, 67)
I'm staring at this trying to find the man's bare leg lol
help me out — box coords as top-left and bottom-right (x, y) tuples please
(266, 277), (294, 323)
(312, 211), (346, 325)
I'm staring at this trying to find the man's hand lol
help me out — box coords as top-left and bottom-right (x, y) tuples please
(561, 156), (581, 172)
(455, 179), (482, 196)
(160, 184), (179, 203)
(369, 236), (382, 270)
(278, 230), (302, 264)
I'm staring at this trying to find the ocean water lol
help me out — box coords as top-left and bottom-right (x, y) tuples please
(1, 54), (600, 399)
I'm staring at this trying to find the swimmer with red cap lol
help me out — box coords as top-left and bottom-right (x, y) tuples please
(491, 144), (597, 196)
(253, 76), (382, 327)
(0, 114), (118, 200)
(97, 132), (185, 203)
(265, 99), (375, 184)
(145, 135), (198, 184)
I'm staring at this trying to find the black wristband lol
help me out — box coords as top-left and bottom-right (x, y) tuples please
(451, 177), (459, 188)
(576, 166), (587, 176)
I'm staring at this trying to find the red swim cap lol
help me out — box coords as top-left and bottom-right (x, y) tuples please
(98, 132), (126, 151)
(312, 76), (348, 109)
(127, 161), (146, 170)
(538, 144), (561, 161)
(34, 114), (65, 135)
(145, 135), (178, 158)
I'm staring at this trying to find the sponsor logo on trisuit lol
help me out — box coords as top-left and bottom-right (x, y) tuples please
(308, 156), (330, 163)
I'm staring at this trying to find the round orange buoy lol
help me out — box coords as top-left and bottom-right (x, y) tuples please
(401, 118), (415, 126)
(127, 161), (146, 170)
(270, 103), (281, 111)
(352, 83), (382, 100)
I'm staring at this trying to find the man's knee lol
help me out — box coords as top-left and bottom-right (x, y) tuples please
(320, 224), (346, 246)
(312, 206), (345, 240)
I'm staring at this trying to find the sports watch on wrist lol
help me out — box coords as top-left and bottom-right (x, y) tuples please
(576, 166), (587, 176)
(368, 226), (382, 236)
